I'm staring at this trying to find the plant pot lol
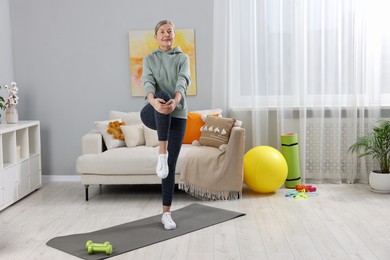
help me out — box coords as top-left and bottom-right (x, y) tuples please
(369, 171), (390, 193)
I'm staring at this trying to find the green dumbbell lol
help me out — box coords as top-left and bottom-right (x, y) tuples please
(85, 240), (113, 255)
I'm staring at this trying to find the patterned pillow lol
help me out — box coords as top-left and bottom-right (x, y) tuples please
(199, 116), (235, 148)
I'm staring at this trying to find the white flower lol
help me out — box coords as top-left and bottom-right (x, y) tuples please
(0, 82), (19, 110)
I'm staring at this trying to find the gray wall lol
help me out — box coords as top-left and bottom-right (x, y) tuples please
(9, 0), (214, 175)
(0, 0), (14, 112)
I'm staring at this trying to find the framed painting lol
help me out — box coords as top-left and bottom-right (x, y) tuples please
(129, 29), (197, 97)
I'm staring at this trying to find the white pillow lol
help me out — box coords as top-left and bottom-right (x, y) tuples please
(143, 125), (159, 147)
(191, 109), (223, 121)
(120, 124), (145, 148)
(109, 111), (142, 125)
(95, 119), (126, 149)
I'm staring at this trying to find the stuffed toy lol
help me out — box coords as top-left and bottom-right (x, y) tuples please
(107, 120), (126, 140)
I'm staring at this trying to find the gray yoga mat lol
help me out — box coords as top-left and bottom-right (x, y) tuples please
(47, 203), (245, 259)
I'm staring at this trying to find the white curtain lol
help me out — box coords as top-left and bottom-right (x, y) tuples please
(213, 0), (390, 183)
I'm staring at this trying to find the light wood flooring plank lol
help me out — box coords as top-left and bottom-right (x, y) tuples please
(270, 193), (323, 260)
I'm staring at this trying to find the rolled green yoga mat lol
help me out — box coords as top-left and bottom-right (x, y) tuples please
(281, 133), (301, 188)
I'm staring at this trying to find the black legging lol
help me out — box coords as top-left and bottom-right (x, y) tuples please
(140, 91), (187, 206)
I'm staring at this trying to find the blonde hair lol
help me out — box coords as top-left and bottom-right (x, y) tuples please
(154, 20), (175, 35)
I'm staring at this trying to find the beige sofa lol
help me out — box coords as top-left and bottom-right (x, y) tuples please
(76, 110), (245, 201)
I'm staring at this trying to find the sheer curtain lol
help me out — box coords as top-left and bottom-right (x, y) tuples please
(213, 0), (390, 183)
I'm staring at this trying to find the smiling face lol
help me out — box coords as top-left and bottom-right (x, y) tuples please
(155, 23), (176, 51)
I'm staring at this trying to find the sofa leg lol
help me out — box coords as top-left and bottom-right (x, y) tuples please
(85, 185), (89, 201)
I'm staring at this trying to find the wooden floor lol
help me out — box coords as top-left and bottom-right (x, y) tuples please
(0, 182), (389, 260)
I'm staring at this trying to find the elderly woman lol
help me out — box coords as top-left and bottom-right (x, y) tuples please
(140, 20), (191, 230)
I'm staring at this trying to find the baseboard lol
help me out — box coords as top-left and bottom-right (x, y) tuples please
(42, 175), (81, 183)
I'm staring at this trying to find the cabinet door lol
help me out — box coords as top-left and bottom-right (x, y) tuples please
(17, 160), (30, 198)
(30, 155), (41, 190)
(3, 166), (17, 206)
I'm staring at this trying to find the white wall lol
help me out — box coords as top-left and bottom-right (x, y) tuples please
(0, 0), (14, 122)
(9, 0), (214, 175)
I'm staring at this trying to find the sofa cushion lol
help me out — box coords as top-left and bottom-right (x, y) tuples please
(143, 125), (159, 147)
(120, 124), (145, 147)
(183, 112), (220, 144)
(191, 109), (223, 119)
(109, 111), (142, 125)
(95, 119), (126, 149)
(182, 109), (223, 145)
(182, 112), (204, 144)
(77, 144), (193, 175)
(199, 116), (235, 148)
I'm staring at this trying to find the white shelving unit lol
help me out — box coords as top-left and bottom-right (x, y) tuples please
(0, 121), (42, 211)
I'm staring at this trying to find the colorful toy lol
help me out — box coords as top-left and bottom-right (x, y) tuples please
(285, 190), (299, 197)
(244, 146), (288, 193)
(281, 133), (302, 188)
(86, 240), (113, 255)
(295, 184), (316, 192)
(285, 188), (318, 199)
(294, 191), (308, 200)
(285, 190), (308, 200)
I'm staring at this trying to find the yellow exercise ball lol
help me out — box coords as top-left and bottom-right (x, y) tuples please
(244, 146), (288, 193)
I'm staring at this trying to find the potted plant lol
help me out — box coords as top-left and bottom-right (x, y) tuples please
(348, 119), (390, 193)
(0, 82), (19, 123)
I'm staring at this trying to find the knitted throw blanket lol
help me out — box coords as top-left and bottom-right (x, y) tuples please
(179, 145), (243, 200)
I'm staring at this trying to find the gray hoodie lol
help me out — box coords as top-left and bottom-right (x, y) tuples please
(142, 46), (191, 119)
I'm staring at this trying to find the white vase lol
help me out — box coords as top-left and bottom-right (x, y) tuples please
(6, 106), (18, 124)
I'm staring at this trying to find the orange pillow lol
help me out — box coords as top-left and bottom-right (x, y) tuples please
(183, 112), (219, 144)
(182, 112), (204, 144)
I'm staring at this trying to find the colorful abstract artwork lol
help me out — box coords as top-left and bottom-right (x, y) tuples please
(129, 29), (197, 97)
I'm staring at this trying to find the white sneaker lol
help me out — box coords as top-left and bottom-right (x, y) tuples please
(156, 153), (169, 179)
(161, 212), (176, 230)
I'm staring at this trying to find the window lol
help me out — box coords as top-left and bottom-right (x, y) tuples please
(230, 0), (390, 108)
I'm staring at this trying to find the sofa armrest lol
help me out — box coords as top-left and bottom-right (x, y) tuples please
(225, 126), (246, 179)
(81, 129), (105, 154)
